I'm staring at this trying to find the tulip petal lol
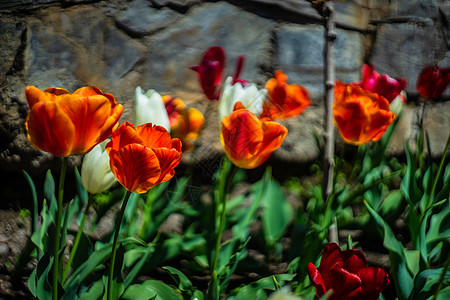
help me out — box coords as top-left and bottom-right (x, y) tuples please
(319, 243), (344, 272)
(221, 109), (263, 168)
(333, 101), (370, 145)
(308, 262), (327, 298)
(25, 101), (75, 157)
(326, 267), (362, 300)
(252, 120), (287, 167)
(58, 94), (112, 154)
(25, 86), (69, 109)
(152, 144), (182, 184)
(109, 144), (161, 194)
(108, 122), (144, 153)
(342, 249), (367, 274)
(366, 110), (395, 142)
(136, 123), (173, 149)
(356, 266), (390, 300)
(262, 70), (311, 120)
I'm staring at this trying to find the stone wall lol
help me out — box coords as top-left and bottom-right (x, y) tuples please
(1, 0), (449, 175)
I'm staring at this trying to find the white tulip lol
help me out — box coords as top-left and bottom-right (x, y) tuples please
(135, 86), (170, 131)
(81, 140), (117, 194)
(218, 76), (267, 122)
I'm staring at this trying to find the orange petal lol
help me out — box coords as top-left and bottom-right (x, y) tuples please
(58, 94), (112, 154)
(25, 86), (69, 109)
(25, 101), (75, 157)
(152, 145), (182, 184)
(107, 122), (144, 153)
(221, 109), (267, 168)
(98, 100), (123, 143)
(136, 123), (173, 149)
(109, 144), (161, 193)
(262, 70), (311, 120)
(333, 101), (370, 145)
(73, 86), (104, 96)
(366, 110), (395, 142)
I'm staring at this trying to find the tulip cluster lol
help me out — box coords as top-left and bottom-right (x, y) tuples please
(191, 46), (314, 169)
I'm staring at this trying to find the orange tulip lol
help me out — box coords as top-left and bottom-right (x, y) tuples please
(261, 70), (311, 120)
(221, 102), (288, 169)
(333, 81), (395, 146)
(25, 86), (123, 157)
(163, 96), (205, 151)
(106, 122), (182, 194)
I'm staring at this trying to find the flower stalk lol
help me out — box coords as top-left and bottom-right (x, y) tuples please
(53, 156), (68, 300)
(107, 190), (132, 300)
(207, 158), (237, 299)
(62, 193), (93, 283)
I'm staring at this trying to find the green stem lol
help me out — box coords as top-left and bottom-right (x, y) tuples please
(53, 156), (68, 300)
(107, 190), (132, 300)
(208, 159), (237, 299)
(424, 132), (450, 212)
(62, 193), (93, 283)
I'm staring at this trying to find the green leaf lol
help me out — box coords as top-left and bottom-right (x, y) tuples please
(28, 252), (53, 299)
(124, 245), (155, 288)
(426, 205), (450, 249)
(23, 171), (39, 233)
(44, 169), (58, 217)
(228, 274), (295, 300)
(64, 244), (111, 290)
(401, 141), (422, 206)
(408, 267), (450, 300)
(79, 279), (104, 300)
(122, 280), (180, 300)
(163, 266), (193, 292)
(71, 231), (94, 273)
(379, 189), (405, 222)
(365, 200), (413, 300)
(261, 179), (294, 246)
(110, 243), (125, 299)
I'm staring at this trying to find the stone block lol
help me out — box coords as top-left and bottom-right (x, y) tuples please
(275, 24), (364, 102)
(440, 3), (450, 48)
(370, 22), (447, 97)
(24, 6), (143, 91)
(116, 0), (181, 36)
(0, 22), (24, 85)
(142, 1), (275, 92)
(422, 101), (450, 157)
(386, 105), (414, 155)
(369, 0), (439, 21)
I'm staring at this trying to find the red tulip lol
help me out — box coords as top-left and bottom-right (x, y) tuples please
(416, 65), (450, 100)
(308, 243), (390, 300)
(333, 81), (395, 145)
(106, 122), (182, 194)
(190, 46), (226, 101)
(353, 64), (406, 103)
(260, 70), (311, 120)
(25, 86), (123, 157)
(220, 102), (287, 169)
